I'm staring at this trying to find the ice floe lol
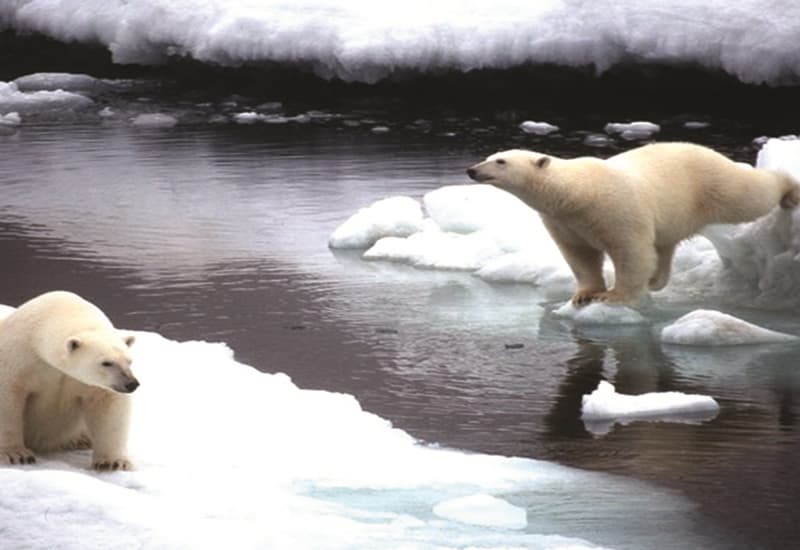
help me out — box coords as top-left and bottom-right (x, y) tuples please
(660, 309), (798, 346)
(581, 381), (720, 436)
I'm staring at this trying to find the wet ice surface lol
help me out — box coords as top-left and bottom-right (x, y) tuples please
(0, 84), (799, 549)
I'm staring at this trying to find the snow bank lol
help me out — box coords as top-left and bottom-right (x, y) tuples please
(581, 381), (720, 436)
(2, 1), (800, 85)
(0, 316), (619, 549)
(661, 309), (798, 346)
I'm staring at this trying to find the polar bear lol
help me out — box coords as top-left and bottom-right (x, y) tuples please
(0, 291), (138, 470)
(467, 142), (800, 306)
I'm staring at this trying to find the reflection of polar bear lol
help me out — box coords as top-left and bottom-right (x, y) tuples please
(0, 291), (138, 470)
(468, 143), (800, 306)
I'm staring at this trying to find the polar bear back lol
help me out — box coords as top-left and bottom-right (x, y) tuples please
(607, 142), (788, 242)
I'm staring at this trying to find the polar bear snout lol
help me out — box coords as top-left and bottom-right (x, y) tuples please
(466, 163), (492, 183)
(121, 378), (140, 394)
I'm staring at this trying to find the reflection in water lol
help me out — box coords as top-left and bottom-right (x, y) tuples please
(1, 121), (799, 548)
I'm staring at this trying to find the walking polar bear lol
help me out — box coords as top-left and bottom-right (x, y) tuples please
(467, 142), (800, 306)
(0, 291), (138, 470)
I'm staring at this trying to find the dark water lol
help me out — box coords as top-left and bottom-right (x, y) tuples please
(1, 102), (799, 549)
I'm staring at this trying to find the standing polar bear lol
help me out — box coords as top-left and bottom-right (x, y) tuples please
(467, 142), (800, 306)
(0, 291), (138, 470)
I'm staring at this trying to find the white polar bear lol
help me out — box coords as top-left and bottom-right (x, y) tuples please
(467, 142), (800, 306)
(0, 291), (138, 470)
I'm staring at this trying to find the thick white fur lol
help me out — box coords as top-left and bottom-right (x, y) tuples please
(468, 142), (800, 305)
(0, 291), (138, 470)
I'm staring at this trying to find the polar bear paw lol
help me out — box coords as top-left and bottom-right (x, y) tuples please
(571, 290), (603, 306)
(93, 457), (133, 472)
(1, 447), (37, 465)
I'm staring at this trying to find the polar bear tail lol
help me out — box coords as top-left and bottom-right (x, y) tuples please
(779, 174), (800, 209)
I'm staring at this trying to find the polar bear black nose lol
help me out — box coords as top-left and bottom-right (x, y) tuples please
(125, 380), (140, 393)
(467, 167), (477, 179)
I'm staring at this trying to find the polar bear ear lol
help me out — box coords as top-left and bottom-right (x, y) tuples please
(67, 338), (82, 352)
(535, 156), (551, 169)
(123, 333), (136, 348)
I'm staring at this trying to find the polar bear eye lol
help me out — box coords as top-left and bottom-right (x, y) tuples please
(101, 361), (115, 368)
(495, 159), (506, 165)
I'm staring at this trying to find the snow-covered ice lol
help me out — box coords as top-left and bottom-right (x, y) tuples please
(2, 1), (800, 85)
(552, 302), (646, 325)
(661, 309), (798, 346)
(0, 310), (636, 549)
(581, 381), (720, 436)
(0, 111), (21, 126)
(328, 196), (425, 249)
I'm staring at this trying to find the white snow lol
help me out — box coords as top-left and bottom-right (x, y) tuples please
(0, 312), (622, 549)
(660, 309), (798, 346)
(130, 113), (178, 128)
(2, 1), (800, 85)
(520, 121), (559, 135)
(581, 381), (720, 435)
(0, 81), (93, 114)
(433, 493), (527, 530)
(328, 196), (425, 249)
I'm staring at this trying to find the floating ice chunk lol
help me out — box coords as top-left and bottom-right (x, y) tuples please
(433, 494), (527, 530)
(661, 309), (798, 346)
(519, 120), (559, 135)
(329, 196), (425, 249)
(581, 381), (720, 435)
(13, 72), (109, 94)
(683, 121), (710, 129)
(553, 302), (646, 325)
(131, 113), (178, 127)
(371, 125), (390, 134)
(0, 81), (93, 113)
(0, 112), (21, 126)
(233, 111), (263, 124)
(97, 107), (114, 118)
(604, 121), (660, 140)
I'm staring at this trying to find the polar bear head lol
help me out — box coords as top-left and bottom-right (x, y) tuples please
(466, 149), (552, 204)
(59, 330), (139, 394)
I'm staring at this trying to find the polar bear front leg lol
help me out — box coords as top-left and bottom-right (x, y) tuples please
(596, 241), (658, 306)
(83, 394), (133, 471)
(0, 388), (36, 465)
(648, 244), (677, 291)
(553, 244), (606, 305)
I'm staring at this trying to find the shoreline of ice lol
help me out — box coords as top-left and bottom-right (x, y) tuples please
(2, 1), (800, 86)
(0, 315), (649, 549)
